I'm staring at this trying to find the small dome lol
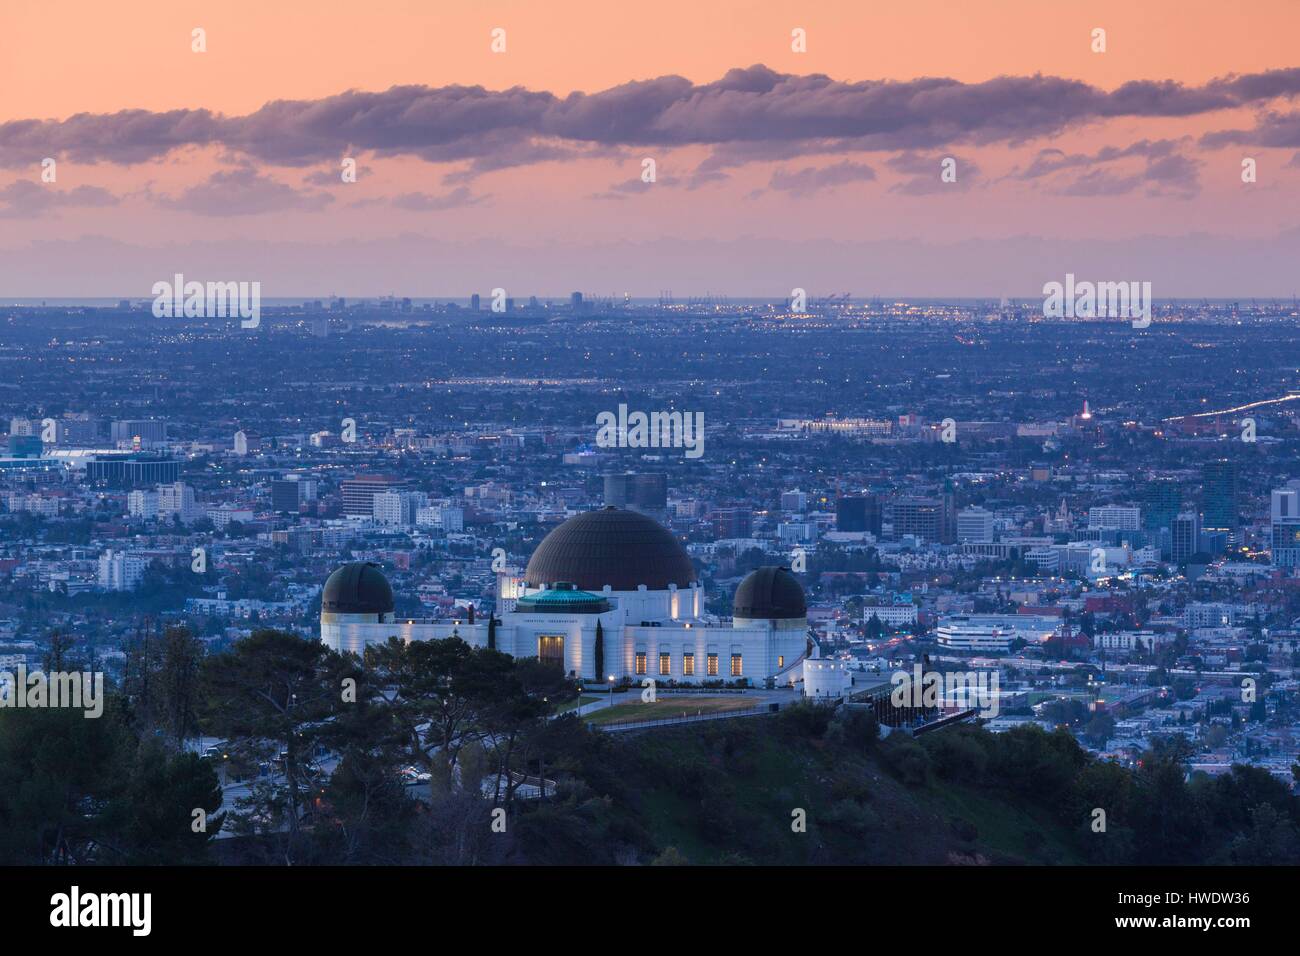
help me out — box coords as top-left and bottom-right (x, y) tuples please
(733, 566), (806, 620)
(322, 562), (394, 615)
(525, 507), (696, 591)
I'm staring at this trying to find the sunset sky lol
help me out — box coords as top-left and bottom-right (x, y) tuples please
(3, 0), (1300, 296)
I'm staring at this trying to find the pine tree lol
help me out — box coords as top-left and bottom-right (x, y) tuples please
(593, 619), (605, 681)
(487, 614), (497, 651)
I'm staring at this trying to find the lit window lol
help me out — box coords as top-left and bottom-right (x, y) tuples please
(730, 653), (743, 677)
(683, 653), (695, 676)
(777, 655), (784, 669)
(659, 652), (671, 675)
(635, 652), (647, 675)
(706, 653), (718, 676)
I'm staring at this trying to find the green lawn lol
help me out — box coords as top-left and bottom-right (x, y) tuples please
(555, 695), (598, 715)
(585, 696), (760, 726)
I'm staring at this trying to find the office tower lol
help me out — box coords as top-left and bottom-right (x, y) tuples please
(8, 417), (33, 437)
(85, 456), (181, 487)
(836, 495), (881, 535)
(1088, 505), (1141, 531)
(712, 508), (753, 539)
(1202, 460), (1239, 539)
(570, 291), (583, 311)
(111, 419), (167, 444)
(940, 481), (956, 543)
(340, 474), (409, 517)
(1142, 480), (1181, 532)
(780, 490), (808, 513)
(604, 472), (668, 518)
(470, 293), (481, 310)
(892, 497), (944, 543)
(233, 430), (249, 456)
(59, 415), (106, 446)
(1171, 512), (1201, 563)
(957, 506), (995, 543)
(1270, 483), (1300, 567)
(271, 478), (317, 514)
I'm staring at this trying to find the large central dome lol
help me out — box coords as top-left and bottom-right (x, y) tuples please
(525, 506), (696, 591)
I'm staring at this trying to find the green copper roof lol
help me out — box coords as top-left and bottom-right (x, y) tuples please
(515, 582), (611, 614)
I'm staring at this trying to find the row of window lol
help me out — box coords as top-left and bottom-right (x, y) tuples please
(633, 651), (766, 677)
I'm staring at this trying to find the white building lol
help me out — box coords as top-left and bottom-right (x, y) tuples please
(98, 549), (147, 591)
(128, 489), (159, 519)
(1088, 505), (1141, 531)
(320, 508), (810, 686)
(157, 482), (202, 523)
(374, 490), (428, 527)
(936, 613), (1061, 653)
(232, 430), (249, 456)
(862, 604), (918, 627)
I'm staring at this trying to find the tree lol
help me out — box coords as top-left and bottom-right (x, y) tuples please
(199, 629), (350, 863)
(487, 614), (497, 651)
(593, 619), (604, 681)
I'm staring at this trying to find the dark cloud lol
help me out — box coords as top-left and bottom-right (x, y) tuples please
(153, 166), (334, 216)
(0, 180), (119, 218)
(764, 160), (876, 198)
(1057, 153), (1201, 199)
(1202, 110), (1300, 148)
(1018, 139), (1181, 179)
(5, 64), (1300, 174)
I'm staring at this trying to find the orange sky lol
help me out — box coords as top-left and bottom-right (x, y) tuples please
(2, 0), (1298, 295)
(3, 0), (1297, 118)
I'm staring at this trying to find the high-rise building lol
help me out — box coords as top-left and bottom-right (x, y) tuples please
(836, 495), (881, 535)
(271, 477), (316, 514)
(98, 549), (147, 591)
(892, 497), (945, 543)
(781, 490), (808, 513)
(157, 481), (201, 523)
(1088, 505), (1141, 531)
(110, 419), (167, 444)
(956, 506), (995, 543)
(373, 490), (427, 527)
(712, 508), (752, 539)
(233, 430), (249, 456)
(127, 490), (159, 519)
(1270, 483), (1300, 567)
(604, 472), (668, 517)
(1202, 460), (1239, 539)
(1142, 480), (1181, 532)
(1171, 512), (1201, 563)
(341, 474), (409, 517)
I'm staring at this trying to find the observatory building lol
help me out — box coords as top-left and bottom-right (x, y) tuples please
(320, 506), (812, 686)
